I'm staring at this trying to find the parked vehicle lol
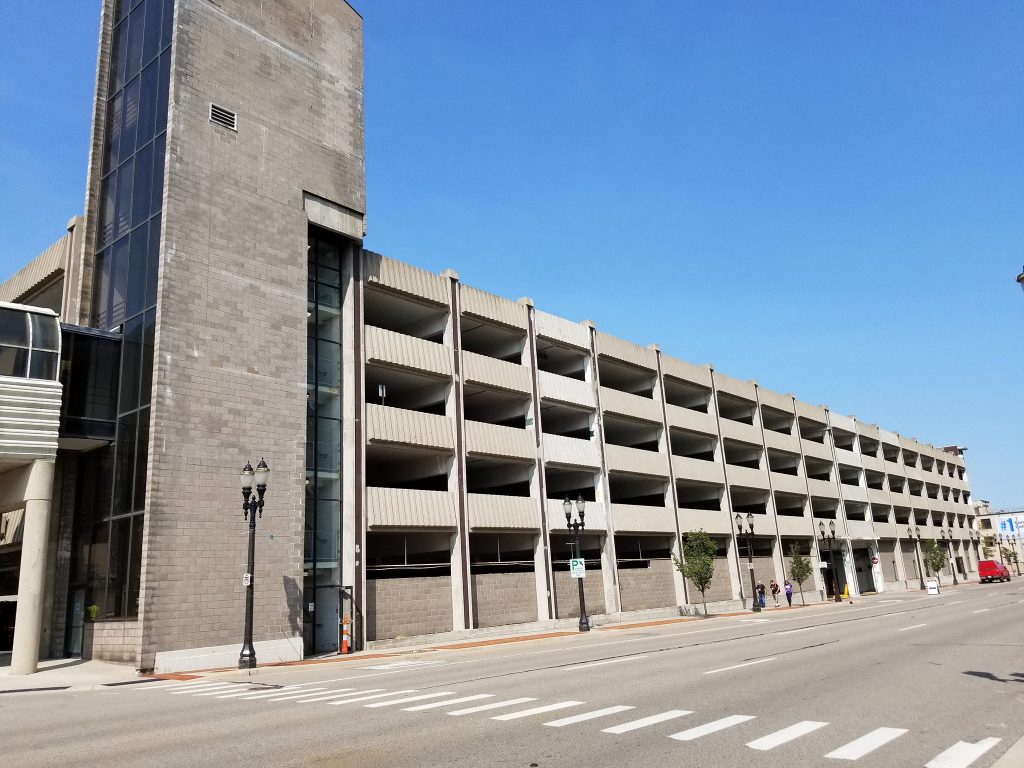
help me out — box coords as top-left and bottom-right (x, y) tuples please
(978, 560), (1011, 583)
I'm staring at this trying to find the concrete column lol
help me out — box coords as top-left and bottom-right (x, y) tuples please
(11, 459), (56, 675)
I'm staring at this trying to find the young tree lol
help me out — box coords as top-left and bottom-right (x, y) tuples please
(787, 544), (813, 606)
(673, 530), (717, 617)
(922, 539), (948, 585)
(1000, 546), (1018, 567)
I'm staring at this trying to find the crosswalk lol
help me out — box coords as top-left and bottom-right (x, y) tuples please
(141, 678), (1002, 767)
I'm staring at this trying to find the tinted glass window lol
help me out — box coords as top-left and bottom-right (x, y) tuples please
(30, 313), (59, 351)
(0, 309), (28, 346)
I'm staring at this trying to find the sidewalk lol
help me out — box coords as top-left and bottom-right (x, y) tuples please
(0, 585), (968, 689)
(0, 656), (144, 693)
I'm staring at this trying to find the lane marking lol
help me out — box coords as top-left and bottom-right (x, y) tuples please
(738, 619), (771, 623)
(947, 601), (963, 605)
(669, 715), (756, 741)
(265, 688), (330, 701)
(925, 737), (1002, 768)
(747, 720), (829, 750)
(236, 685), (320, 700)
(300, 688), (385, 703)
(217, 685), (309, 700)
(365, 691), (457, 708)
(329, 690), (419, 706)
(170, 683), (239, 695)
(704, 658), (775, 675)
(492, 701), (584, 721)
(287, 688), (356, 702)
(602, 710), (691, 734)
(404, 694), (493, 711)
(824, 727), (907, 760)
(543, 705), (635, 727)
(566, 655), (648, 671)
(194, 686), (259, 697)
(448, 697), (537, 716)
(776, 627), (815, 635)
(897, 624), (926, 632)
(972, 609), (990, 614)
(143, 680), (212, 691)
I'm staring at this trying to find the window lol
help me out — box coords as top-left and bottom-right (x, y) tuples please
(0, 308), (60, 380)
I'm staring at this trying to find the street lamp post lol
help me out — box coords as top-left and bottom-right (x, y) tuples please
(239, 459), (270, 670)
(908, 526), (925, 590)
(735, 512), (760, 612)
(819, 520), (844, 603)
(941, 528), (959, 586)
(1009, 533), (1023, 577)
(1016, 264), (1024, 294)
(563, 496), (590, 632)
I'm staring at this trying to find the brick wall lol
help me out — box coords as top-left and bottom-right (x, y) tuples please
(83, 620), (140, 663)
(471, 571), (537, 629)
(878, 540), (898, 581)
(618, 558), (676, 611)
(553, 569), (605, 619)
(687, 556), (734, 603)
(136, 0), (364, 669)
(365, 576), (453, 641)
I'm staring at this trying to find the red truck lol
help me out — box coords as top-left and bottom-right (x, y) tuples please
(978, 560), (1011, 583)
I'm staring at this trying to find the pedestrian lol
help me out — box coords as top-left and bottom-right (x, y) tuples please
(756, 581), (766, 608)
(784, 580), (793, 607)
(770, 579), (780, 607)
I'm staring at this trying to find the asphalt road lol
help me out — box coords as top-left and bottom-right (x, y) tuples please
(3, 582), (1022, 768)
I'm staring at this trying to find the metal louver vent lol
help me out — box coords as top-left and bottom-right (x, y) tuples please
(209, 103), (237, 131)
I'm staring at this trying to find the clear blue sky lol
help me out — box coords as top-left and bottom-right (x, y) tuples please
(1, 2), (1021, 507)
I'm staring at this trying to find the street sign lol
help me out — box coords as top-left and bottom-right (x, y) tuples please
(746, 562), (754, 570)
(243, 573), (252, 587)
(570, 558), (586, 579)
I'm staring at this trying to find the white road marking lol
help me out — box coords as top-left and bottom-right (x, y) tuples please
(143, 680), (211, 691)
(776, 627), (815, 635)
(170, 683), (240, 695)
(602, 710), (691, 734)
(897, 624), (927, 632)
(824, 727), (907, 760)
(404, 694), (493, 711)
(925, 737), (1002, 768)
(492, 701), (584, 721)
(217, 685), (306, 700)
(329, 690), (419, 706)
(193, 685), (258, 697)
(669, 715), (756, 741)
(265, 688), (330, 701)
(543, 705), (635, 727)
(287, 688), (356, 702)
(738, 619), (771, 623)
(365, 691), (457, 708)
(362, 660), (444, 670)
(746, 720), (829, 750)
(565, 655), (647, 671)
(948, 601), (963, 605)
(704, 658), (775, 675)
(300, 688), (385, 703)
(447, 697), (536, 716)
(236, 685), (319, 700)
(972, 609), (990, 614)
(877, 599), (903, 604)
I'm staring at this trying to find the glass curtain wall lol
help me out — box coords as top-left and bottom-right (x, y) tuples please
(81, 0), (173, 622)
(305, 229), (343, 653)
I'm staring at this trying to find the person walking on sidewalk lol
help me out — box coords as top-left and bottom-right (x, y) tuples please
(784, 580), (793, 607)
(756, 582), (766, 608)
(770, 579), (781, 607)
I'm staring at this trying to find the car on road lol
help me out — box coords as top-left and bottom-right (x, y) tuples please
(978, 560), (1011, 583)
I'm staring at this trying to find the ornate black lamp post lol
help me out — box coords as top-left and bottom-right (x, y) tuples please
(940, 528), (959, 585)
(734, 512), (759, 612)
(239, 459), (270, 669)
(1004, 533), (1023, 576)
(1015, 534), (1024, 577)
(819, 519), (844, 602)
(563, 496), (590, 632)
(908, 525), (925, 590)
